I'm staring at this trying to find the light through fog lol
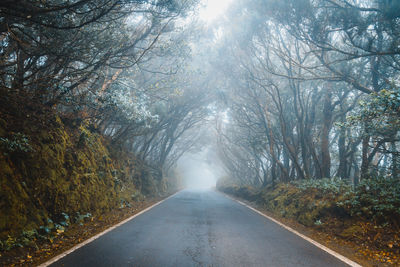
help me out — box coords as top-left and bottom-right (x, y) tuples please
(199, 0), (233, 23)
(177, 149), (224, 189)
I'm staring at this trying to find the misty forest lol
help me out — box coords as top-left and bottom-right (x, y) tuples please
(1, 0), (400, 266)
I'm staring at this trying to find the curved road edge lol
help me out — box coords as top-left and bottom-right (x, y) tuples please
(37, 191), (182, 267)
(219, 191), (362, 267)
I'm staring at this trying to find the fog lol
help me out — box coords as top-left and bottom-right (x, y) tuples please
(176, 147), (225, 189)
(3, 0), (398, 192)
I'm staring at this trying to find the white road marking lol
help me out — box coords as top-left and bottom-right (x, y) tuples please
(221, 192), (363, 267)
(37, 191), (180, 267)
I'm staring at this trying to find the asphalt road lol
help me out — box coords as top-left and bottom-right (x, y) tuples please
(49, 189), (349, 267)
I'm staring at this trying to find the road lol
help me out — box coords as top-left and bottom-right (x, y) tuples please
(49, 189), (350, 267)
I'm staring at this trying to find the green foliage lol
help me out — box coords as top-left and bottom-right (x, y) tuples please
(119, 198), (132, 209)
(292, 178), (353, 194)
(59, 212), (70, 227)
(0, 215), (73, 251)
(257, 183), (336, 226)
(349, 88), (400, 137)
(131, 191), (144, 201)
(39, 225), (51, 235)
(0, 132), (34, 155)
(220, 176), (400, 228)
(0, 235), (18, 251)
(337, 178), (400, 224)
(217, 185), (260, 201)
(293, 177), (400, 225)
(20, 230), (38, 246)
(0, 229), (41, 251)
(74, 212), (92, 226)
(0, 211), (90, 251)
(314, 219), (323, 226)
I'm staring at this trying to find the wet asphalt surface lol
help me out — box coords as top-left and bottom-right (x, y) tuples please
(50, 189), (349, 267)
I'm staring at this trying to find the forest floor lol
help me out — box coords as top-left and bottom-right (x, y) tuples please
(0, 195), (169, 267)
(220, 188), (400, 267)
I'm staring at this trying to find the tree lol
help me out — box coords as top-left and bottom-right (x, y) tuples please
(213, 0), (400, 185)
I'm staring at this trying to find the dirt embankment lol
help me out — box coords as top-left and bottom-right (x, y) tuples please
(0, 107), (175, 264)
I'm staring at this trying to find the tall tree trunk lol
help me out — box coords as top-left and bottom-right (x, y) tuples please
(320, 89), (333, 178)
(360, 135), (370, 180)
(353, 159), (360, 186)
(392, 142), (398, 180)
(12, 48), (27, 92)
(338, 115), (347, 179)
(269, 161), (276, 186)
(263, 104), (289, 182)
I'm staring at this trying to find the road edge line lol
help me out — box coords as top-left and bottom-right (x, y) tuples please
(37, 191), (181, 267)
(221, 192), (362, 267)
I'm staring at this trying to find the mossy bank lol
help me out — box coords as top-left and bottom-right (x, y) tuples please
(0, 114), (168, 246)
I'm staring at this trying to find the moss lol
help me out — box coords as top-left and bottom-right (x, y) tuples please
(219, 182), (344, 227)
(0, 116), (165, 245)
(298, 213), (315, 226)
(339, 225), (364, 239)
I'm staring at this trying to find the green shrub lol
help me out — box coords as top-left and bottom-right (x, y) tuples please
(0, 132), (34, 155)
(292, 178), (353, 194)
(293, 177), (400, 225)
(338, 177), (400, 224)
(0, 230), (41, 251)
(74, 212), (92, 225)
(0, 235), (18, 251)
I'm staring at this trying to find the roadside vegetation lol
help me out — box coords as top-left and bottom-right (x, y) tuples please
(218, 177), (400, 265)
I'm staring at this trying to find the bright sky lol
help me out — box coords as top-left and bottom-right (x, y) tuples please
(199, 0), (233, 23)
